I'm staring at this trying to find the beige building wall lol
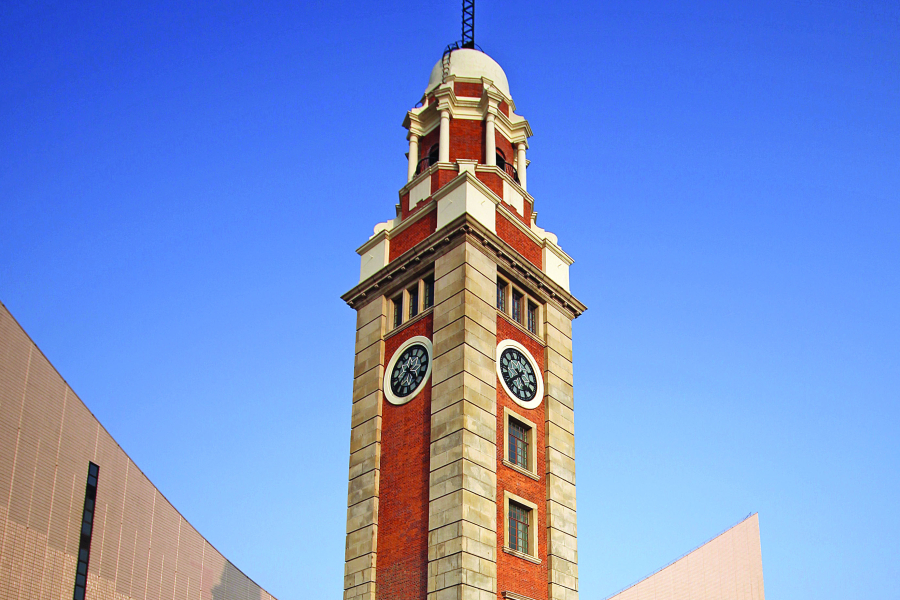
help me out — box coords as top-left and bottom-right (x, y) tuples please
(0, 301), (276, 600)
(607, 514), (765, 600)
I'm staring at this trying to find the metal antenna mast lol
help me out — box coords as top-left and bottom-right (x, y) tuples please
(462, 0), (475, 48)
(442, 0), (479, 82)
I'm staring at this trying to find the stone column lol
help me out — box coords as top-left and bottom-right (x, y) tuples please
(408, 133), (420, 182)
(516, 143), (527, 190)
(543, 301), (578, 600)
(427, 239), (499, 600)
(344, 296), (387, 600)
(439, 110), (451, 163)
(485, 113), (497, 167)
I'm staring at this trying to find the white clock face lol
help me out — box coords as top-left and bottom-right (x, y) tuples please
(496, 339), (544, 410)
(383, 336), (433, 405)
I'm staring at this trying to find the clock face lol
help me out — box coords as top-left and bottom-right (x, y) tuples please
(384, 336), (433, 405)
(390, 344), (430, 398)
(499, 347), (538, 403)
(496, 339), (544, 409)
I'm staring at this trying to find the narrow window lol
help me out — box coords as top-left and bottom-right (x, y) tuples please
(512, 290), (523, 323)
(509, 419), (529, 469)
(393, 296), (403, 328)
(527, 301), (538, 334)
(509, 501), (530, 554)
(497, 279), (507, 312)
(73, 462), (99, 600)
(423, 276), (435, 310)
(408, 285), (419, 319)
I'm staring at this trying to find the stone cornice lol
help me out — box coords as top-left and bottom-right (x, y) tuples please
(404, 79), (532, 141)
(342, 213), (586, 319)
(355, 228), (389, 256)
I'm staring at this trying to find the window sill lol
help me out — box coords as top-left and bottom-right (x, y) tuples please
(497, 311), (542, 345)
(385, 306), (434, 340)
(502, 592), (540, 600)
(502, 459), (540, 481)
(502, 546), (541, 564)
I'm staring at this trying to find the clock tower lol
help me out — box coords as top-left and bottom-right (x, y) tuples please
(341, 46), (586, 600)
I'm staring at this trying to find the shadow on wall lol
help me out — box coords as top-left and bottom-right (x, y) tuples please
(210, 559), (272, 600)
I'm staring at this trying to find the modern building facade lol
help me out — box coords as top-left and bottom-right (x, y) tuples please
(0, 302), (276, 600)
(606, 514), (765, 600)
(341, 48), (586, 600)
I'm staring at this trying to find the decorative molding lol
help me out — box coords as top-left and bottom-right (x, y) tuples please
(355, 228), (389, 256)
(342, 213), (587, 319)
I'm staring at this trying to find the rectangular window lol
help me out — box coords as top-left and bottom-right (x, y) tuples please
(503, 407), (538, 479)
(512, 290), (523, 323)
(509, 501), (530, 554)
(393, 296), (403, 328)
(408, 285), (419, 319)
(509, 419), (529, 469)
(73, 462), (99, 600)
(497, 279), (507, 312)
(527, 301), (538, 334)
(423, 276), (435, 310)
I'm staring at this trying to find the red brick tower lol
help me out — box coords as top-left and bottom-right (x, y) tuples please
(342, 47), (586, 600)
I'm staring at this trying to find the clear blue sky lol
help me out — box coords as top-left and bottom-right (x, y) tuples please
(2, 1), (898, 598)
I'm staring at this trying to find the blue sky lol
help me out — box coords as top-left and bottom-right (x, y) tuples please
(1, 1), (898, 598)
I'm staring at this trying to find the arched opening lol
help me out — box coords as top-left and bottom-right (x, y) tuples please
(495, 149), (519, 184)
(495, 149), (507, 170)
(416, 144), (440, 176)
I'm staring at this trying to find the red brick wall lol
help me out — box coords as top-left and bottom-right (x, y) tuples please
(495, 131), (514, 168)
(449, 118), (485, 163)
(495, 317), (548, 600)
(377, 315), (434, 600)
(497, 213), (542, 269)
(390, 210), (437, 262)
(499, 100), (510, 117)
(455, 82), (484, 97)
(477, 171), (503, 199)
(420, 128), (440, 166)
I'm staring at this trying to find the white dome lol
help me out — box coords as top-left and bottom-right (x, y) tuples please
(425, 49), (510, 99)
